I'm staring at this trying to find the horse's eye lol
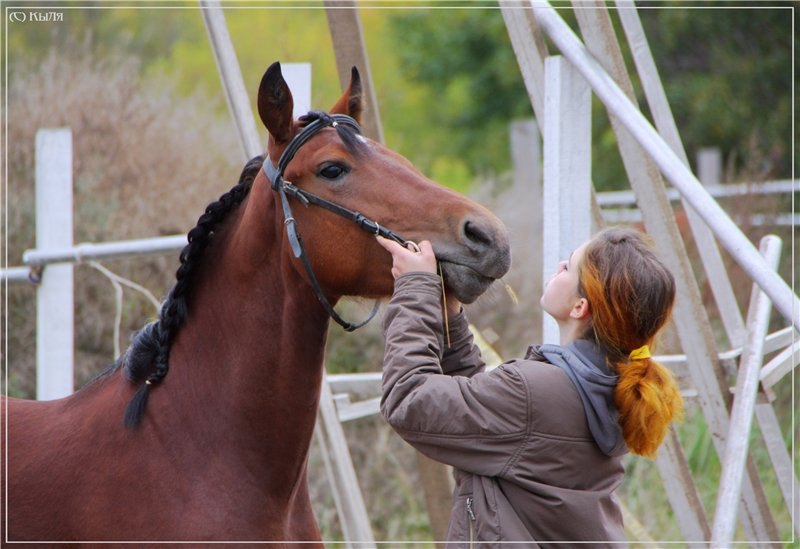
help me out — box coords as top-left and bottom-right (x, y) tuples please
(318, 163), (349, 181)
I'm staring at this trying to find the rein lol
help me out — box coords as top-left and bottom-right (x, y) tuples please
(263, 111), (415, 332)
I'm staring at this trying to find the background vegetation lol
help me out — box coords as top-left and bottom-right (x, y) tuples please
(3, 0), (796, 544)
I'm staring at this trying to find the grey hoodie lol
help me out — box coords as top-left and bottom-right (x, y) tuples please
(533, 340), (628, 457)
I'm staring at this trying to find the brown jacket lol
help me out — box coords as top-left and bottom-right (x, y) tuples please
(381, 273), (627, 547)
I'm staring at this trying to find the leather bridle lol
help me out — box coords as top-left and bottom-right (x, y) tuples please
(262, 111), (415, 331)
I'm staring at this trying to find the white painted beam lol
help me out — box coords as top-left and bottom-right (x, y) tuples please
(35, 128), (74, 400)
(542, 56), (591, 344)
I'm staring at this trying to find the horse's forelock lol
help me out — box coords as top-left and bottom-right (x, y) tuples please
(297, 111), (366, 157)
(335, 124), (366, 156)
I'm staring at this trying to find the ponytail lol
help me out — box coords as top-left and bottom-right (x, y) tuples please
(613, 355), (682, 457)
(577, 227), (683, 458)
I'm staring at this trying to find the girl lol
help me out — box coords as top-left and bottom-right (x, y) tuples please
(377, 227), (682, 546)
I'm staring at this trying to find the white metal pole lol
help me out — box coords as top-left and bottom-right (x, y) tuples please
(35, 128), (74, 400)
(542, 56), (591, 344)
(200, 0), (262, 160)
(23, 235), (187, 267)
(529, 0), (800, 333)
(711, 235), (782, 545)
(2, 266), (31, 283)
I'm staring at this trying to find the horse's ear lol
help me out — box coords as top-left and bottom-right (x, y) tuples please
(330, 66), (363, 123)
(258, 61), (294, 144)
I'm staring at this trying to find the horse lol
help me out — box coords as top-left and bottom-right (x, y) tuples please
(2, 61), (511, 545)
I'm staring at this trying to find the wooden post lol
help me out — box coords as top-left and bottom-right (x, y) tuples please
(542, 56), (591, 344)
(711, 236), (782, 545)
(616, 0), (747, 350)
(35, 128), (74, 400)
(510, 119), (543, 342)
(500, 2), (549, 126)
(324, 1), (384, 143)
(571, 3), (777, 540)
(316, 382), (375, 546)
(655, 429), (711, 545)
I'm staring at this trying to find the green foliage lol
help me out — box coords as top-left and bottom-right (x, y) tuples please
(639, 2), (795, 178)
(386, 3), (793, 188)
(388, 7), (532, 179)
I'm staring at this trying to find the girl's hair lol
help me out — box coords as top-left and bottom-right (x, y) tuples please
(577, 227), (682, 457)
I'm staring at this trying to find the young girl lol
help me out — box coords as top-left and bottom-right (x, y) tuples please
(377, 227), (682, 546)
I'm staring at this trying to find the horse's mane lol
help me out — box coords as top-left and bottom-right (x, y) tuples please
(120, 154), (264, 428)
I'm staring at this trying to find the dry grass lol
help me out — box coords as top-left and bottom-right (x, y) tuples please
(5, 51), (240, 394)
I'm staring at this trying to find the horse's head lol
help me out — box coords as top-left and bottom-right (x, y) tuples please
(257, 61), (510, 305)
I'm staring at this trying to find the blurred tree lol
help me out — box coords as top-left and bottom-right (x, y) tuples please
(388, 7), (533, 180)
(387, 2), (794, 188)
(638, 2), (794, 179)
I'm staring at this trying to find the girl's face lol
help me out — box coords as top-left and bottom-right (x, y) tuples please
(540, 241), (588, 322)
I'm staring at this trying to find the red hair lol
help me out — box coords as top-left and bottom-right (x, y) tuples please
(578, 228), (682, 457)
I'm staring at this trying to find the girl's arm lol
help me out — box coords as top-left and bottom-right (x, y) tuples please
(375, 235), (484, 377)
(379, 271), (528, 476)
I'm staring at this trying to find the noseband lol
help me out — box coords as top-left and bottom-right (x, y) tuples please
(263, 111), (414, 331)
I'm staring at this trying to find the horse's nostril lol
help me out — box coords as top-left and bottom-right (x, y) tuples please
(463, 219), (494, 248)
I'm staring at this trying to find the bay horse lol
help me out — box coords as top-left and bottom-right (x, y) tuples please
(2, 61), (511, 544)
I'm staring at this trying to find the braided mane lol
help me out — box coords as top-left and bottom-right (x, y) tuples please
(121, 154), (265, 428)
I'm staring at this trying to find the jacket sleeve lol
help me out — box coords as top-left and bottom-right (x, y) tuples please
(440, 306), (485, 378)
(380, 272), (529, 477)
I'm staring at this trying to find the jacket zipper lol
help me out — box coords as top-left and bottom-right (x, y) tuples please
(466, 496), (476, 547)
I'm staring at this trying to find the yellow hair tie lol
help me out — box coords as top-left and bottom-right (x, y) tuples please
(629, 345), (651, 360)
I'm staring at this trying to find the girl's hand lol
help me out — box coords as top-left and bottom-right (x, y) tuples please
(376, 236), (437, 278)
(377, 236), (464, 315)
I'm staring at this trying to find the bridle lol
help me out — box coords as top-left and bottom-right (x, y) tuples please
(262, 111), (415, 331)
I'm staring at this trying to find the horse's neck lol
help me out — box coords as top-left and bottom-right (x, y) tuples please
(158, 179), (331, 491)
